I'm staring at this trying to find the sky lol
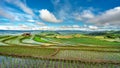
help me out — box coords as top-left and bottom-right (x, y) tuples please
(0, 0), (120, 30)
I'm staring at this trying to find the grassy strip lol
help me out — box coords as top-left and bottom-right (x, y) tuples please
(57, 47), (120, 52)
(0, 46), (56, 57)
(33, 35), (49, 43)
(46, 37), (120, 46)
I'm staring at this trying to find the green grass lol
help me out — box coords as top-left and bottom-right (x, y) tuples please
(46, 37), (120, 46)
(0, 46), (56, 57)
(59, 46), (120, 52)
(33, 35), (49, 43)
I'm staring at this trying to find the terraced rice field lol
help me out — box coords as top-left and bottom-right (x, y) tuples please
(0, 35), (48, 46)
(0, 46), (56, 57)
(0, 56), (120, 68)
(45, 37), (120, 46)
(54, 50), (120, 62)
(21, 35), (42, 45)
(0, 35), (120, 68)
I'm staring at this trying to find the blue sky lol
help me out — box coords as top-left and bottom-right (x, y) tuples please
(0, 0), (120, 30)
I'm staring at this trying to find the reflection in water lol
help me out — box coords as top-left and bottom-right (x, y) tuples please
(0, 56), (120, 68)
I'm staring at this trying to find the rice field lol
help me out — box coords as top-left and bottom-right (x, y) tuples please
(0, 34), (120, 68)
(0, 46), (56, 57)
(54, 50), (120, 62)
(45, 37), (120, 46)
(0, 56), (120, 68)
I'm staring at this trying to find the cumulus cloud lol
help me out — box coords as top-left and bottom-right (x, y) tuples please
(5, 0), (34, 16)
(88, 7), (120, 26)
(39, 9), (62, 23)
(74, 6), (120, 29)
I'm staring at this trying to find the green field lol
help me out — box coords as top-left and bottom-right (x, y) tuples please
(0, 33), (120, 68)
(46, 37), (120, 46)
(0, 46), (56, 57)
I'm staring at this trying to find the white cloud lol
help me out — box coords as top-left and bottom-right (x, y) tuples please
(54, 0), (72, 20)
(0, 5), (34, 21)
(5, 0), (34, 16)
(88, 25), (98, 30)
(39, 9), (62, 23)
(74, 6), (120, 29)
(0, 25), (39, 30)
(74, 10), (95, 21)
(88, 7), (120, 26)
(72, 25), (80, 28)
(27, 20), (35, 22)
(36, 22), (46, 26)
(82, 10), (95, 19)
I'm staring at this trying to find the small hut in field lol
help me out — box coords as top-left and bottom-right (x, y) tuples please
(22, 32), (31, 37)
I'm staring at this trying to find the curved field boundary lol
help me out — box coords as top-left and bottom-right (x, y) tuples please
(0, 36), (17, 46)
(20, 35), (57, 46)
(0, 36), (10, 41)
(1, 36), (18, 45)
(0, 36), (10, 45)
(33, 35), (52, 43)
(19, 36), (30, 43)
(2, 36), (39, 46)
(5, 36), (28, 45)
(50, 48), (60, 56)
(19, 35), (43, 46)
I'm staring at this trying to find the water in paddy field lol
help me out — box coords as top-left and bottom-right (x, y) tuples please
(0, 56), (120, 68)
